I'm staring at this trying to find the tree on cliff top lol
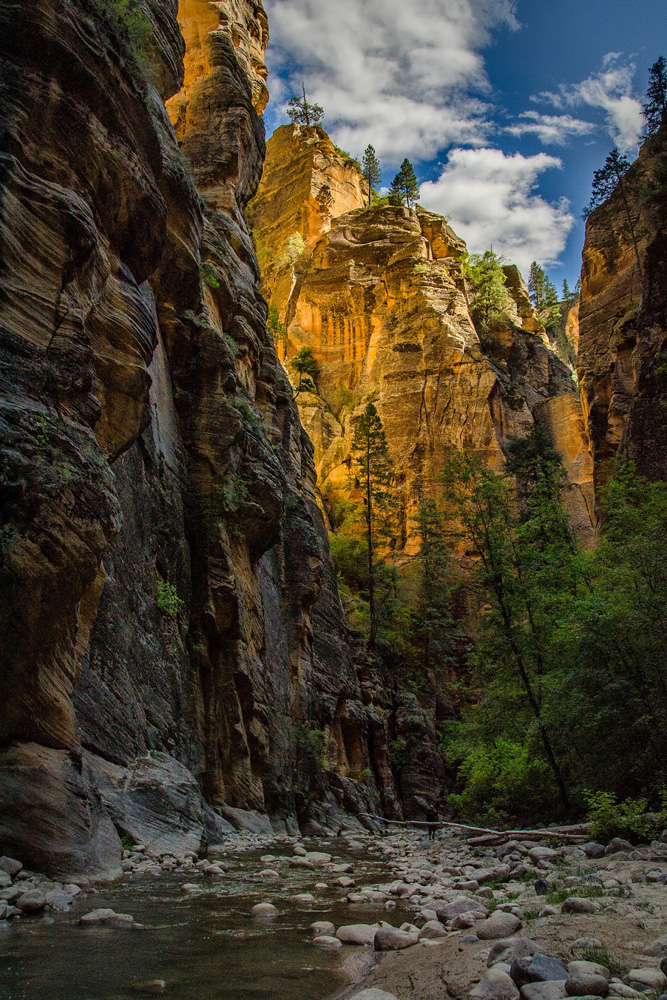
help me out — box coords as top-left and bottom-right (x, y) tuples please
(528, 261), (561, 336)
(361, 145), (381, 208)
(642, 56), (667, 139)
(464, 250), (512, 334)
(389, 159), (420, 210)
(287, 83), (324, 128)
(583, 149), (643, 281)
(351, 403), (394, 647)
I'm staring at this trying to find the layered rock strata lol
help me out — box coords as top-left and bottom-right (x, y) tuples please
(0, 0), (400, 879)
(250, 132), (596, 547)
(578, 120), (667, 484)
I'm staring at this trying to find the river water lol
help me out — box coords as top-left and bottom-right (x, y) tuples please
(0, 839), (405, 1000)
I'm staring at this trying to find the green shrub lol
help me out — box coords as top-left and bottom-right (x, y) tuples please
(585, 789), (667, 844)
(199, 262), (220, 289)
(389, 738), (407, 768)
(156, 580), (183, 618)
(91, 0), (153, 63)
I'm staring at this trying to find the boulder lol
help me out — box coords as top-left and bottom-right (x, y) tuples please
(453, 911), (478, 929)
(521, 984), (567, 1000)
(489, 940), (541, 968)
(250, 903), (278, 917)
(44, 889), (73, 911)
(16, 889), (46, 915)
(604, 839), (634, 856)
(472, 969), (520, 1000)
(336, 923), (379, 945)
(79, 908), (134, 928)
(511, 955), (570, 987)
(583, 844), (606, 860)
(477, 912), (523, 940)
(313, 935), (343, 949)
(561, 898), (599, 914)
(624, 970), (667, 992)
(565, 976), (609, 997)
(305, 852), (332, 865)
(569, 963), (610, 981)
(418, 920), (448, 940)
(374, 926), (419, 951)
(535, 880), (552, 896)
(0, 857), (22, 877)
(436, 896), (488, 922)
(310, 921), (336, 936)
(528, 847), (559, 864)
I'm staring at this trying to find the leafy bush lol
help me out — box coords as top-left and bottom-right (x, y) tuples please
(585, 790), (667, 844)
(282, 232), (306, 265)
(389, 738), (407, 768)
(90, 0), (153, 64)
(157, 580), (183, 618)
(199, 262), (220, 289)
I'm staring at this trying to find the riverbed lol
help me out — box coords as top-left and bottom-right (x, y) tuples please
(0, 839), (404, 1000)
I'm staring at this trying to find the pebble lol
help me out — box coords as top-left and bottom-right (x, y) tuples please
(477, 911), (523, 940)
(561, 898), (599, 914)
(79, 908), (135, 928)
(180, 884), (202, 894)
(310, 920), (335, 936)
(312, 935), (343, 949)
(251, 903), (278, 917)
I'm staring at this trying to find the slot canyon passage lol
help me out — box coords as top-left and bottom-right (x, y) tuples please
(1, 0), (667, 998)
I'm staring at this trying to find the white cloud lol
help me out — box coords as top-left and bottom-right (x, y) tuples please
(263, 0), (518, 161)
(419, 147), (575, 274)
(534, 54), (642, 151)
(505, 111), (595, 146)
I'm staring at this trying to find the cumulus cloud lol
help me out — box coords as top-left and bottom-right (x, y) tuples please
(419, 148), (575, 274)
(533, 54), (642, 151)
(263, 0), (518, 161)
(505, 111), (595, 146)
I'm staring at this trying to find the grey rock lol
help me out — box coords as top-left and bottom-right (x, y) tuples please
(336, 923), (379, 945)
(16, 889), (46, 914)
(44, 890), (73, 911)
(535, 880), (552, 895)
(418, 920), (448, 940)
(662, 960), (667, 980)
(374, 926), (418, 951)
(80, 908), (135, 928)
(312, 935), (343, 949)
(571, 940), (603, 953)
(0, 872), (11, 889)
(310, 921), (336, 937)
(0, 857), (22, 877)
(583, 844), (606, 860)
(477, 911), (523, 940)
(472, 969), (520, 1000)
(521, 983), (568, 1000)
(436, 896), (488, 922)
(569, 963), (610, 981)
(604, 839), (634, 855)
(489, 939), (541, 968)
(566, 976), (609, 997)
(0, 886), (23, 903)
(624, 970), (667, 992)
(561, 898), (599, 914)
(512, 955), (570, 987)
(250, 903), (278, 917)
(351, 991), (398, 1000)
(528, 847), (559, 864)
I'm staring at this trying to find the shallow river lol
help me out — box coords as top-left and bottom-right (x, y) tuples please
(0, 839), (405, 1000)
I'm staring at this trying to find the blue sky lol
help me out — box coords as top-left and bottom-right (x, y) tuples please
(262, 0), (665, 288)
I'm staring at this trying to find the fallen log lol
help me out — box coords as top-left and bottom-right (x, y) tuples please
(356, 813), (589, 843)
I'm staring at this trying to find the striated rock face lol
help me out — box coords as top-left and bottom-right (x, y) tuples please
(250, 156), (597, 548)
(248, 124), (366, 320)
(0, 0), (400, 878)
(578, 122), (667, 485)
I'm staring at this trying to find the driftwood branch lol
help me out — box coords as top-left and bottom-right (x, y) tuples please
(356, 813), (588, 843)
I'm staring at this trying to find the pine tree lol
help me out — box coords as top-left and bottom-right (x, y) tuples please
(464, 250), (512, 333)
(583, 149), (643, 281)
(642, 56), (667, 140)
(291, 346), (319, 395)
(287, 83), (324, 128)
(351, 403), (393, 646)
(361, 145), (381, 208)
(528, 261), (561, 336)
(414, 497), (453, 674)
(389, 158), (420, 209)
(562, 279), (572, 305)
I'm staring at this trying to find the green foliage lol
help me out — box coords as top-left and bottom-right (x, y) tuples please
(528, 261), (561, 335)
(199, 262), (220, 289)
(359, 767), (373, 783)
(464, 250), (513, 333)
(642, 56), (667, 140)
(544, 885), (605, 905)
(389, 737), (407, 768)
(413, 263), (429, 275)
(291, 346), (319, 395)
(282, 231), (306, 265)
(91, 0), (153, 67)
(267, 305), (286, 346)
(586, 790), (667, 844)
(390, 159), (420, 209)
(287, 84), (324, 127)
(294, 722), (333, 772)
(583, 148), (631, 218)
(361, 145), (382, 207)
(156, 580), (183, 618)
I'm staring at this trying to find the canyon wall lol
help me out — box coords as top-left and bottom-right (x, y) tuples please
(0, 0), (405, 880)
(250, 126), (597, 549)
(578, 119), (667, 485)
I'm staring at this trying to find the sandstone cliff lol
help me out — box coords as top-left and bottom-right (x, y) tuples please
(0, 0), (400, 879)
(250, 129), (596, 548)
(578, 120), (667, 485)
